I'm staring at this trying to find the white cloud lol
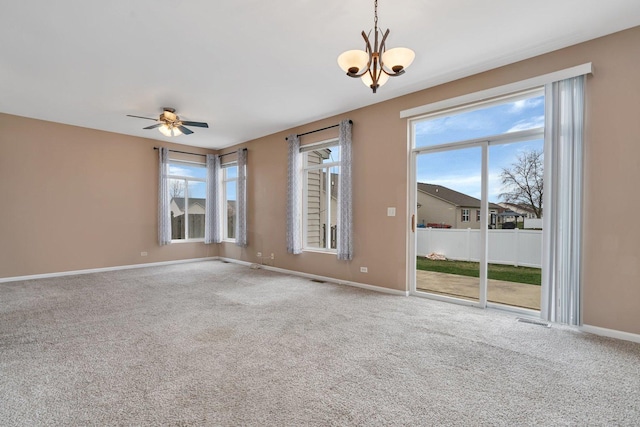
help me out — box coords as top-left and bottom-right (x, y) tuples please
(509, 97), (544, 114)
(507, 115), (544, 132)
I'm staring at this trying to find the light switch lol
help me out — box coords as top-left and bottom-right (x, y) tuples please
(387, 207), (396, 217)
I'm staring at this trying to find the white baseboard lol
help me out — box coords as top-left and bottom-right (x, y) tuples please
(217, 257), (409, 296)
(0, 257), (217, 283)
(580, 324), (640, 344)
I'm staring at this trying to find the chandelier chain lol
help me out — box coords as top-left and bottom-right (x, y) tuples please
(374, 0), (378, 31)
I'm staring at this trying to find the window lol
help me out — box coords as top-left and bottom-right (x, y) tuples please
(302, 141), (340, 251)
(414, 92), (545, 148)
(168, 162), (206, 241)
(222, 164), (238, 241)
(461, 209), (470, 222)
(476, 209), (481, 221)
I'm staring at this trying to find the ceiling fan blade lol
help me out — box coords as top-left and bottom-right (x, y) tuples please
(126, 114), (158, 121)
(143, 123), (163, 130)
(181, 121), (209, 128)
(177, 125), (194, 135)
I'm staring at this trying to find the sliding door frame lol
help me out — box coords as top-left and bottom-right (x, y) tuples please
(408, 128), (544, 314)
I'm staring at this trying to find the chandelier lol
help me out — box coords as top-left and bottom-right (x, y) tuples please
(337, 0), (415, 93)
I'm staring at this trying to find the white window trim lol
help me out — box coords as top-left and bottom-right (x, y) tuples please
(301, 139), (340, 253)
(400, 62), (592, 119)
(168, 161), (206, 243)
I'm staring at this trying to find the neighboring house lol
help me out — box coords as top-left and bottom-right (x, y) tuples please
(170, 197), (206, 218)
(305, 149), (338, 249)
(417, 183), (501, 229)
(498, 202), (539, 220)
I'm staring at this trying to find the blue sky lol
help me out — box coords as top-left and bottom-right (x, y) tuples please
(415, 95), (544, 202)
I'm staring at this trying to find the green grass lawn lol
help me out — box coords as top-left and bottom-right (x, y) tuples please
(416, 257), (541, 286)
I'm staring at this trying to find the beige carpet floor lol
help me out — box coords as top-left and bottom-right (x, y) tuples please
(1, 261), (639, 426)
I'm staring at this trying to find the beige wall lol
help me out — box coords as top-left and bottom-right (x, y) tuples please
(1, 27), (639, 335)
(219, 27), (640, 335)
(0, 115), (217, 277)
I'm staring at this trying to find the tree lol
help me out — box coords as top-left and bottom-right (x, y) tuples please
(170, 180), (185, 199)
(500, 149), (543, 218)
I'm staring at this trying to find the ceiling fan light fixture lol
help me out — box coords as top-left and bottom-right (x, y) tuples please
(171, 126), (183, 137)
(162, 110), (177, 122)
(158, 124), (172, 137)
(338, 0), (415, 93)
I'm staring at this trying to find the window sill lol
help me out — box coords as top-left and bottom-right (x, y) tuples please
(170, 239), (205, 244)
(303, 248), (337, 255)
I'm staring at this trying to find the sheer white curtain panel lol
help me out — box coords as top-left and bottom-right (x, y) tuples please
(337, 119), (353, 260)
(205, 154), (222, 244)
(158, 147), (171, 245)
(541, 75), (585, 326)
(236, 149), (248, 247)
(286, 135), (302, 254)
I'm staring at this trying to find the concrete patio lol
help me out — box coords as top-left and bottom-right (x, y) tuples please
(416, 270), (540, 310)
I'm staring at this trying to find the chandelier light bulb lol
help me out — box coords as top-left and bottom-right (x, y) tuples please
(361, 70), (389, 88)
(381, 47), (415, 73)
(338, 50), (369, 74)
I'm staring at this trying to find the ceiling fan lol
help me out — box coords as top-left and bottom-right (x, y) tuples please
(127, 107), (208, 136)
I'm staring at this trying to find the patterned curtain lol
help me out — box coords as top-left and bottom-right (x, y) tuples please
(158, 147), (171, 245)
(235, 149), (248, 247)
(337, 119), (353, 260)
(286, 134), (302, 254)
(541, 75), (585, 326)
(205, 154), (222, 244)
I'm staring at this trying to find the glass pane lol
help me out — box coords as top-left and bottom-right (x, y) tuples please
(487, 140), (543, 310)
(305, 145), (340, 167)
(169, 178), (186, 240)
(305, 168), (327, 249)
(226, 180), (236, 239)
(169, 162), (206, 179)
(188, 181), (206, 239)
(329, 166), (339, 249)
(415, 95), (544, 148)
(415, 147), (482, 301)
(225, 165), (238, 179)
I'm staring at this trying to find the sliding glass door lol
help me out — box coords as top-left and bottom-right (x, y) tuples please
(414, 147), (482, 303)
(409, 90), (544, 312)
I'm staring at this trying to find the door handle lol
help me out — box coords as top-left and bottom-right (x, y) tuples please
(411, 214), (415, 232)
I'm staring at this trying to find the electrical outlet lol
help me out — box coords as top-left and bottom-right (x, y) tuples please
(141, 252), (148, 257)
(270, 253), (274, 260)
(257, 252), (262, 257)
(360, 267), (368, 273)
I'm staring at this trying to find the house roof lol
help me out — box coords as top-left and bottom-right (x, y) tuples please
(2, 2), (639, 149)
(171, 197), (206, 212)
(498, 202), (537, 215)
(417, 183), (501, 209)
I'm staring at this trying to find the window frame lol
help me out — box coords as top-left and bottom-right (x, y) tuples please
(301, 139), (340, 253)
(167, 160), (206, 243)
(462, 208), (470, 223)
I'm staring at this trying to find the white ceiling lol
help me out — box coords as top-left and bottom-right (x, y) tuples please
(2, 1), (639, 149)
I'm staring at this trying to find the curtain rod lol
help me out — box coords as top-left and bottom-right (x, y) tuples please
(220, 148), (247, 157)
(285, 120), (352, 141)
(153, 147), (247, 157)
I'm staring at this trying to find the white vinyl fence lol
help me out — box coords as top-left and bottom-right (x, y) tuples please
(417, 228), (542, 268)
